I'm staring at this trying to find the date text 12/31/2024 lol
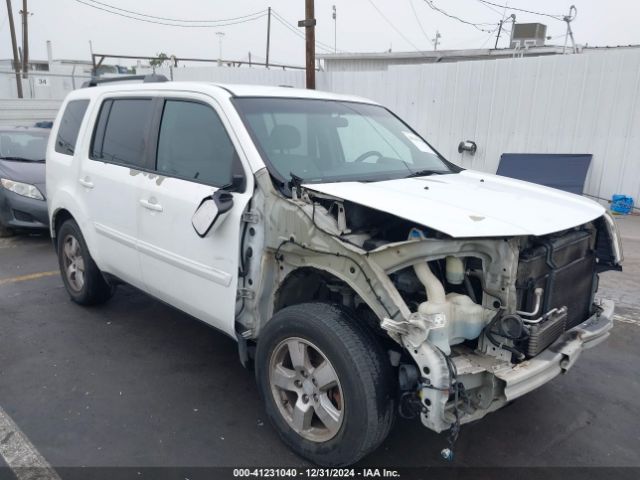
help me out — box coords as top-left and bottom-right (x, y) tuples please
(233, 468), (401, 478)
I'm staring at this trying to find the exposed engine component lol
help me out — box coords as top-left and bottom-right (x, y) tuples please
(445, 256), (465, 285)
(409, 229), (485, 355)
(522, 307), (568, 357)
(516, 229), (597, 329)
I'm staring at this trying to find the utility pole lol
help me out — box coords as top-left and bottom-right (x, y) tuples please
(494, 14), (515, 49)
(432, 30), (441, 51)
(216, 31), (225, 64)
(562, 5), (577, 54)
(20, 0), (28, 78)
(298, 0), (316, 89)
(265, 7), (271, 68)
(332, 5), (336, 53)
(5, 0), (23, 97)
(494, 20), (503, 49)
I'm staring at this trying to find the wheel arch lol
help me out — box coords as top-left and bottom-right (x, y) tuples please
(272, 266), (384, 336)
(51, 207), (74, 240)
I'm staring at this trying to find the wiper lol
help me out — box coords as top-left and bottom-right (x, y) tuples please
(289, 172), (304, 191)
(404, 169), (448, 178)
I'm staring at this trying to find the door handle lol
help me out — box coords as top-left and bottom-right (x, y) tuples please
(139, 198), (163, 212)
(78, 177), (94, 189)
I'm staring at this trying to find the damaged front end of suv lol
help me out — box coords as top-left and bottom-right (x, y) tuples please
(237, 167), (623, 451)
(231, 94), (623, 462)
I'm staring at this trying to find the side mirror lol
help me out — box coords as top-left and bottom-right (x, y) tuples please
(192, 190), (234, 237)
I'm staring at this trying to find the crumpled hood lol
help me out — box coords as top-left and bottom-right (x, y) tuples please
(0, 159), (46, 191)
(305, 170), (605, 238)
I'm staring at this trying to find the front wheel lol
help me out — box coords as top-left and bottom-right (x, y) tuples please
(255, 303), (395, 466)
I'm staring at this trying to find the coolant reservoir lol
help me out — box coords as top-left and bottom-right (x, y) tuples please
(416, 293), (484, 354)
(446, 293), (484, 345)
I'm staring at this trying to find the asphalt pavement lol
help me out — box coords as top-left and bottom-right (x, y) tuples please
(0, 217), (639, 476)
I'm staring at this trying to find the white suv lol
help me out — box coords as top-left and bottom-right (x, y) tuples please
(47, 76), (623, 466)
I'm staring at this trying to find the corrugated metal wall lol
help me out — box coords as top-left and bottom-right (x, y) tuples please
(0, 99), (62, 126)
(1, 51), (638, 202)
(319, 49), (640, 202)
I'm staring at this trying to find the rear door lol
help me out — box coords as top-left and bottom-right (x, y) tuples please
(78, 96), (155, 285)
(137, 94), (251, 336)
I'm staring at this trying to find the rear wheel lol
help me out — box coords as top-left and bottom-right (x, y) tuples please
(255, 303), (395, 466)
(57, 219), (114, 305)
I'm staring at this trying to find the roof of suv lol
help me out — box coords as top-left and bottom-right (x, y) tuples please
(66, 80), (377, 105)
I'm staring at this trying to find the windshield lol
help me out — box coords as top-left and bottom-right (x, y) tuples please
(234, 98), (454, 185)
(0, 130), (49, 162)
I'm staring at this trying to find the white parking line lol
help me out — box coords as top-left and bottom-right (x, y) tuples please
(0, 405), (61, 480)
(613, 314), (640, 326)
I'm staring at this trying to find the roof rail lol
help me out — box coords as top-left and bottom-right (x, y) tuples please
(82, 74), (169, 88)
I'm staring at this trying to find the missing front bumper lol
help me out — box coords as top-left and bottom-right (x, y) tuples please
(415, 299), (614, 432)
(494, 299), (614, 401)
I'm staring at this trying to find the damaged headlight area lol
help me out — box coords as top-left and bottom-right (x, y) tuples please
(258, 182), (618, 462)
(357, 211), (615, 456)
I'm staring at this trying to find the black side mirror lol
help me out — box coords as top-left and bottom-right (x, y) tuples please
(192, 190), (234, 237)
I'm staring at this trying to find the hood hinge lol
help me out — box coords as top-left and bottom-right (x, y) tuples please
(238, 288), (256, 300)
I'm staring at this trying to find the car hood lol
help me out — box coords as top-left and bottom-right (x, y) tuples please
(0, 159), (46, 189)
(304, 170), (605, 238)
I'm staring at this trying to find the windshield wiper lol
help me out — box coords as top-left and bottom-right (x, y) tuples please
(0, 156), (44, 162)
(404, 169), (448, 179)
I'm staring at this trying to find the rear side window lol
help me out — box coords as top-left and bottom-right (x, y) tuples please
(90, 98), (153, 168)
(156, 100), (237, 187)
(55, 99), (89, 155)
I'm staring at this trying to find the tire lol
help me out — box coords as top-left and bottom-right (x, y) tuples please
(56, 219), (115, 305)
(0, 222), (14, 238)
(255, 303), (396, 466)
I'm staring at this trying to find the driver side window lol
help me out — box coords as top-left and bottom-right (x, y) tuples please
(337, 115), (411, 163)
(156, 100), (237, 188)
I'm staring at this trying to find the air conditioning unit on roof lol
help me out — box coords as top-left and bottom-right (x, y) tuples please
(510, 23), (547, 48)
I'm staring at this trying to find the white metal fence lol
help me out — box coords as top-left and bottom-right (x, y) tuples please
(0, 70), (91, 100)
(2, 50), (638, 201)
(317, 49), (640, 203)
(145, 65), (306, 88)
(0, 98), (62, 126)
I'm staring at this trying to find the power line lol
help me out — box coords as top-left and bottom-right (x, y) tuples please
(270, 10), (335, 53)
(271, 16), (333, 54)
(271, 10), (337, 52)
(423, 0), (495, 33)
(366, 0), (423, 51)
(409, 0), (433, 45)
(73, 0), (267, 27)
(81, 0), (267, 24)
(475, 0), (503, 16)
(480, 25), (501, 48)
(476, 1), (564, 21)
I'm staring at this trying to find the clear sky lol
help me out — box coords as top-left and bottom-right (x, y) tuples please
(1, 0), (638, 67)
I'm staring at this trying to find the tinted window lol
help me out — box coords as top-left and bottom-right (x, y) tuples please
(92, 99), (153, 167)
(156, 100), (237, 187)
(55, 99), (89, 155)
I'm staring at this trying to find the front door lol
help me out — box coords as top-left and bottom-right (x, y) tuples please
(137, 96), (251, 336)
